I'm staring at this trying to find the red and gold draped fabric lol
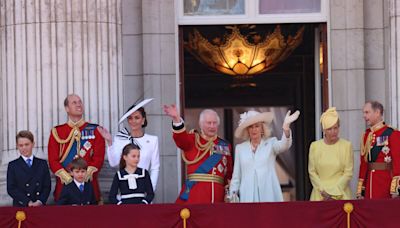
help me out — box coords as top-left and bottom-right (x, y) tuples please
(1, 200), (400, 228)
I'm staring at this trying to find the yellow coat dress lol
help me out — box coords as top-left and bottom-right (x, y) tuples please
(308, 138), (353, 201)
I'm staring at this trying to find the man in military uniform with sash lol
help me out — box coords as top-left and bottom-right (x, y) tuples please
(48, 94), (105, 202)
(163, 105), (232, 203)
(357, 101), (400, 199)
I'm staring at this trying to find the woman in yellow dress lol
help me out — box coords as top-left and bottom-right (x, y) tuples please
(308, 107), (353, 201)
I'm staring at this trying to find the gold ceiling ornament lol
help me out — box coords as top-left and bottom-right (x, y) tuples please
(185, 25), (305, 77)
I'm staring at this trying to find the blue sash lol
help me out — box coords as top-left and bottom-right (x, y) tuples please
(179, 139), (229, 201)
(61, 124), (97, 168)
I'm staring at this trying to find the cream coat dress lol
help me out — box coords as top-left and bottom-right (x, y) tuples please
(230, 132), (292, 202)
(308, 139), (353, 201)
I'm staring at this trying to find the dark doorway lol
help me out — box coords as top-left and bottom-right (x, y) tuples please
(179, 23), (321, 200)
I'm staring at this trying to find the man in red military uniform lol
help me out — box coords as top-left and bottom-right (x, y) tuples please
(163, 104), (232, 203)
(48, 94), (105, 202)
(357, 101), (400, 199)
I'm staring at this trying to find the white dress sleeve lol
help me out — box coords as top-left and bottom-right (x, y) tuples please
(149, 136), (160, 191)
(272, 131), (292, 155)
(107, 136), (128, 168)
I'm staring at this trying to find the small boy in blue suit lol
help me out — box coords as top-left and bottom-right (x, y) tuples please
(7, 130), (51, 207)
(57, 157), (97, 205)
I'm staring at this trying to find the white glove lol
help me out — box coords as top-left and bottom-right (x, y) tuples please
(283, 110), (300, 131)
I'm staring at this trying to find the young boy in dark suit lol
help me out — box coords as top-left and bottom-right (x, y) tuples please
(57, 157), (97, 205)
(7, 130), (51, 207)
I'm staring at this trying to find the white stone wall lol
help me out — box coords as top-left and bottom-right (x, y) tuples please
(389, 0), (400, 127)
(364, 0), (388, 107)
(329, 0), (366, 197)
(121, 0), (178, 203)
(330, 0), (397, 197)
(0, 0), (122, 205)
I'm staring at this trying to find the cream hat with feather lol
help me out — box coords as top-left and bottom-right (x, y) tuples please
(234, 110), (274, 140)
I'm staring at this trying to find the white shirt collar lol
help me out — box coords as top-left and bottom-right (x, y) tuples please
(21, 155), (34, 162)
(74, 179), (84, 188)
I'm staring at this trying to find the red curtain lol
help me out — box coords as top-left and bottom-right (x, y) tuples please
(0, 199), (398, 228)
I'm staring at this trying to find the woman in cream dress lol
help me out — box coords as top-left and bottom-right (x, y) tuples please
(229, 109), (300, 202)
(308, 107), (353, 201)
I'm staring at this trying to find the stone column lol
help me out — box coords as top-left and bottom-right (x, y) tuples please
(0, 0), (122, 205)
(120, 0), (178, 203)
(142, 0), (178, 203)
(329, 0), (366, 197)
(389, 0), (400, 127)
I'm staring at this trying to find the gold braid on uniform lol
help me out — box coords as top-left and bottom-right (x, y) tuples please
(360, 133), (365, 156)
(181, 132), (217, 165)
(362, 121), (385, 162)
(363, 132), (373, 162)
(51, 119), (84, 161)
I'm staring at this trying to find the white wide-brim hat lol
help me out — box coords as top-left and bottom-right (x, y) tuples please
(118, 98), (154, 124)
(234, 110), (274, 140)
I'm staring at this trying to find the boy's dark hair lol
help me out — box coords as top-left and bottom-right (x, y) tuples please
(16, 130), (34, 143)
(119, 143), (141, 170)
(69, 157), (88, 171)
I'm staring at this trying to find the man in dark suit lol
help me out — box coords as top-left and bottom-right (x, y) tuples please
(57, 157), (97, 205)
(7, 130), (51, 207)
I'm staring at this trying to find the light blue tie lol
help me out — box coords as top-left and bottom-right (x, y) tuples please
(26, 159), (32, 168)
(79, 184), (84, 192)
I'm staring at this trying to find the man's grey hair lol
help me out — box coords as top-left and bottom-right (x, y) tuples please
(199, 109), (220, 127)
(365, 100), (384, 115)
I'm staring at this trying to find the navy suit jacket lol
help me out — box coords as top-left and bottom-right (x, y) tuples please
(57, 181), (97, 205)
(7, 156), (51, 207)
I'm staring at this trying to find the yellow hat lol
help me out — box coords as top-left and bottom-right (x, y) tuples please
(320, 107), (339, 129)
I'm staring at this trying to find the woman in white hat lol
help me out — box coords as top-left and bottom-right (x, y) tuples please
(308, 107), (353, 201)
(98, 99), (160, 191)
(229, 109), (300, 202)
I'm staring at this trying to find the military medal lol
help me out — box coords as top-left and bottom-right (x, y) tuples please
(90, 130), (95, 139)
(81, 130), (86, 140)
(83, 141), (92, 150)
(377, 136), (388, 146)
(79, 149), (87, 157)
(222, 156), (227, 166)
(217, 163), (224, 173)
(382, 139), (391, 163)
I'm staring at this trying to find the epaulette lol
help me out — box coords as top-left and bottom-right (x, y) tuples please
(53, 123), (68, 129)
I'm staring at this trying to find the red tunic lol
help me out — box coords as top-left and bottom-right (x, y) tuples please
(173, 130), (233, 204)
(358, 125), (400, 199)
(48, 121), (105, 202)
